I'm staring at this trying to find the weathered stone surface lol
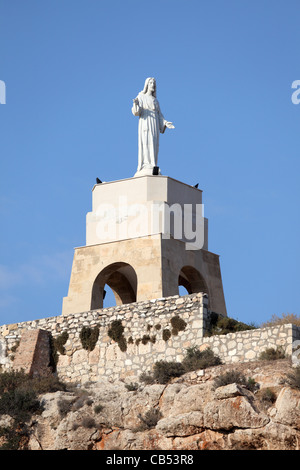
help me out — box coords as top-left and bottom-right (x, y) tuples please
(204, 395), (269, 430)
(160, 384), (207, 417)
(228, 422), (300, 450)
(156, 411), (204, 436)
(22, 360), (300, 450)
(214, 383), (246, 400)
(273, 387), (300, 429)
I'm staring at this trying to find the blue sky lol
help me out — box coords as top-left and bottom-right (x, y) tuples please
(0, 0), (299, 327)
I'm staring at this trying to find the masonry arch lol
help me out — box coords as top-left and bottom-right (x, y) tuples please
(91, 262), (137, 310)
(178, 265), (210, 306)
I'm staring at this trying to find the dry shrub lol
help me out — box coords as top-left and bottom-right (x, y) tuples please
(260, 313), (300, 328)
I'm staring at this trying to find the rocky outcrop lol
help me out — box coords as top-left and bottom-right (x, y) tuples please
(21, 359), (300, 450)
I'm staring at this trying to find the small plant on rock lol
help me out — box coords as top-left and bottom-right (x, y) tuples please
(285, 366), (300, 390)
(125, 382), (139, 391)
(258, 346), (286, 361)
(260, 388), (277, 406)
(94, 404), (104, 414)
(213, 370), (257, 392)
(139, 371), (155, 385)
(135, 408), (162, 431)
(81, 416), (97, 429)
(58, 398), (73, 417)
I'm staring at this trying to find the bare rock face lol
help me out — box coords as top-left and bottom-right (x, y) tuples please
(27, 360), (300, 451)
(272, 387), (300, 428)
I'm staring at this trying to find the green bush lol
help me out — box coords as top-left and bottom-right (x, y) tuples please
(0, 370), (67, 449)
(49, 331), (69, 370)
(0, 424), (23, 450)
(139, 371), (155, 385)
(72, 396), (88, 411)
(29, 374), (67, 394)
(0, 369), (65, 396)
(258, 347), (286, 361)
(139, 334), (156, 345)
(139, 346), (222, 385)
(162, 328), (171, 342)
(182, 347), (222, 372)
(81, 416), (96, 429)
(80, 325), (100, 351)
(213, 370), (257, 392)
(125, 382), (139, 391)
(136, 408), (162, 431)
(208, 313), (256, 336)
(54, 331), (69, 354)
(170, 315), (187, 335)
(260, 313), (300, 328)
(58, 398), (73, 417)
(0, 389), (42, 422)
(0, 369), (28, 394)
(108, 320), (127, 352)
(94, 404), (104, 414)
(260, 388), (277, 405)
(153, 361), (185, 384)
(246, 377), (257, 392)
(141, 334), (151, 345)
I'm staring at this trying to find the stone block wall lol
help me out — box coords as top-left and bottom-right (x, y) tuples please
(199, 323), (300, 364)
(0, 293), (299, 384)
(0, 293), (208, 383)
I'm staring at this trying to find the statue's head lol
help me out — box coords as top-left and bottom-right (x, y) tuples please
(142, 77), (156, 97)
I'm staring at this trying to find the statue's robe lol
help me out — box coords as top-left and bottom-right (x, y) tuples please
(132, 92), (166, 172)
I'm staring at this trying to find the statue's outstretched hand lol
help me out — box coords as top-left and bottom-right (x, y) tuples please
(165, 121), (175, 129)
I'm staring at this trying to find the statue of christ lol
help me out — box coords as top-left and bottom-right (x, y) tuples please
(132, 77), (174, 176)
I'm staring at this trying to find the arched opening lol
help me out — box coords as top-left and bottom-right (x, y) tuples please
(178, 265), (210, 305)
(91, 262), (137, 310)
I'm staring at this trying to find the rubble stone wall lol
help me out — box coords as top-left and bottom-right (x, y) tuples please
(0, 293), (299, 384)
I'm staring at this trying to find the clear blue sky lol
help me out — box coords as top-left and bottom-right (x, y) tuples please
(0, 0), (299, 327)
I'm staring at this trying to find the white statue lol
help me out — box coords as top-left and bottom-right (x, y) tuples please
(132, 77), (174, 176)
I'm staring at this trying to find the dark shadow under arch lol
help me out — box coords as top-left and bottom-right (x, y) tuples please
(178, 265), (210, 306)
(91, 262), (137, 310)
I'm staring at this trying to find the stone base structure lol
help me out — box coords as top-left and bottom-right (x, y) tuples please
(62, 235), (226, 316)
(62, 175), (227, 317)
(2, 178), (298, 385)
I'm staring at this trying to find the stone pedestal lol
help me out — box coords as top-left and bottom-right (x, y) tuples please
(62, 175), (227, 316)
